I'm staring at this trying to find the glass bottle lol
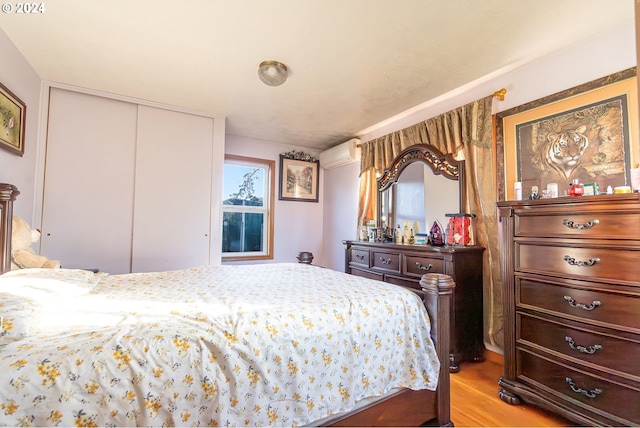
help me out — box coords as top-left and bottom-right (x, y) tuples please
(568, 179), (584, 196)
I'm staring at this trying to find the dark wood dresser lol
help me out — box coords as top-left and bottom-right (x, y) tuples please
(497, 194), (640, 426)
(343, 240), (484, 372)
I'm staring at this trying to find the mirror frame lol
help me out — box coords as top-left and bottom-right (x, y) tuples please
(377, 144), (466, 228)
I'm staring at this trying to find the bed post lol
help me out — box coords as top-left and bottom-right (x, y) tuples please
(0, 183), (19, 275)
(421, 273), (455, 427)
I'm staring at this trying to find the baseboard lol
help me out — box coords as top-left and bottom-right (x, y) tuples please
(484, 348), (503, 366)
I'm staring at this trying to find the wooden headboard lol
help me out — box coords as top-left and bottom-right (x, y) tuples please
(0, 183), (19, 275)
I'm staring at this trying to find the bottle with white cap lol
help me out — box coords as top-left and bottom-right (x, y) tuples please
(514, 182), (522, 200)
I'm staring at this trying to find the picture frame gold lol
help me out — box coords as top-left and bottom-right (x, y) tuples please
(494, 67), (638, 200)
(0, 82), (26, 156)
(278, 155), (320, 202)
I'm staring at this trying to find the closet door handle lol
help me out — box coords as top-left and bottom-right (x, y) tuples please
(565, 377), (602, 399)
(416, 262), (433, 271)
(563, 296), (601, 311)
(563, 255), (600, 267)
(565, 336), (602, 354)
(562, 219), (599, 230)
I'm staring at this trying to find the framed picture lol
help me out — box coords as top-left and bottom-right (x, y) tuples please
(582, 183), (598, 196)
(0, 82), (26, 156)
(494, 67), (638, 200)
(279, 155), (319, 202)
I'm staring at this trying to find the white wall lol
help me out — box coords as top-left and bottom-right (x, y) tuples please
(0, 29), (42, 223)
(322, 161), (360, 271)
(322, 22), (637, 272)
(224, 135), (325, 266)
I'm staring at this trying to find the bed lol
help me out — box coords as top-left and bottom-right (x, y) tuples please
(0, 183), (453, 427)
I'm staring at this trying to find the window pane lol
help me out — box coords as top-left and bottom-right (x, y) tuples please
(222, 212), (264, 253)
(243, 213), (264, 252)
(223, 164), (265, 207)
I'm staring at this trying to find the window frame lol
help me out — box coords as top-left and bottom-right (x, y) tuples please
(222, 154), (275, 261)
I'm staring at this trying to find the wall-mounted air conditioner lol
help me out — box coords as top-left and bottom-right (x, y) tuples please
(319, 138), (361, 169)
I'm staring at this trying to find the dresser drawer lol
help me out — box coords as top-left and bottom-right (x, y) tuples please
(350, 247), (370, 267)
(519, 314), (640, 379)
(516, 211), (640, 240)
(349, 266), (383, 282)
(404, 255), (444, 277)
(517, 242), (640, 285)
(518, 350), (640, 425)
(371, 250), (401, 272)
(518, 278), (640, 333)
(385, 274), (421, 291)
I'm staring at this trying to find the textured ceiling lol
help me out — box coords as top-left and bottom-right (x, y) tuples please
(0, 0), (634, 150)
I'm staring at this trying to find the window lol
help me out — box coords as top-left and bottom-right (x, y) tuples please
(222, 155), (274, 261)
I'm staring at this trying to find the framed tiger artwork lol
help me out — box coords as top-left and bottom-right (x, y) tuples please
(494, 67), (638, 201)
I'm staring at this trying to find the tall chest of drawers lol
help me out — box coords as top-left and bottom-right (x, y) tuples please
(343, 240), (484, 372)
(497, 194), (640, 426)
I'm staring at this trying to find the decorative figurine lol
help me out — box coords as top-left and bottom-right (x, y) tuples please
(529, 185), (541, 200)
(429, 221), (444, 246)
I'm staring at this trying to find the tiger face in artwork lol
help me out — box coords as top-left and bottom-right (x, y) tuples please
(544, 125), (588, 180)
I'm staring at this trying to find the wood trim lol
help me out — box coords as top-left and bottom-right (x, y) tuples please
(484, 348), (504, 366)
(222, 155), (275, 262)
(637, 0), (640, 117)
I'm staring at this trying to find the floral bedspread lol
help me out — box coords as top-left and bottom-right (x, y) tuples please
(0, 263), (440, 427)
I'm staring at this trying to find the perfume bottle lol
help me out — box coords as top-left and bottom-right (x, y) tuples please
(568, 179), (584, 197)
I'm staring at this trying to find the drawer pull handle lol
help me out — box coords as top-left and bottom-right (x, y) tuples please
(563, 255), (600, 267)
(355, 254), (364, 261)
(565, 377), (602, 399)
(563, 296), (601, 311)
(416, 262), (433, 271)
(565, 336), (603, 354)
(379, 257), (392, 265)
(562, 219), (599, 230)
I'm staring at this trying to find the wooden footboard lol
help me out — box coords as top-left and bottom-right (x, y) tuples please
(328, 273), (454, 427)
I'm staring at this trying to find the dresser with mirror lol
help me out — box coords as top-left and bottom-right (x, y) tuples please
(344, 144), (485, 372)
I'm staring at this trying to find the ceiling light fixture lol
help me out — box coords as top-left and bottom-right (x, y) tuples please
(258, 60), (288, 86)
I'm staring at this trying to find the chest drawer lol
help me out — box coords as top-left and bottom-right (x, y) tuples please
(519, 314), (640, 379)
(404, 255), (444, 277)
(350, 248), (370, 267)
(517, 242), (640, 285)
(371, 251), (401, 272)
(516, 211), (640, 240)
(518, 350), (640, 425)
(518, 278), (640, 333)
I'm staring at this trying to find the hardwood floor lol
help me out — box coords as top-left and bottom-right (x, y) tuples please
(450, 358), (575, 427)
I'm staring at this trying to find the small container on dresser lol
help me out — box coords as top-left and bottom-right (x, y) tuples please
(343, 240), (485, 372)
(497, 194), (640, 427)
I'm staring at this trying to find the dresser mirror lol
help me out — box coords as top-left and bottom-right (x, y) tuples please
(377, 144), (466, 235)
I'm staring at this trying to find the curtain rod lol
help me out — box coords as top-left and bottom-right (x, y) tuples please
(493, 88), (507, 101)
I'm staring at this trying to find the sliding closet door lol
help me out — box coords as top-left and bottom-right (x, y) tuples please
(41, 88), (137, 274)
(131, 106), (213, 272)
